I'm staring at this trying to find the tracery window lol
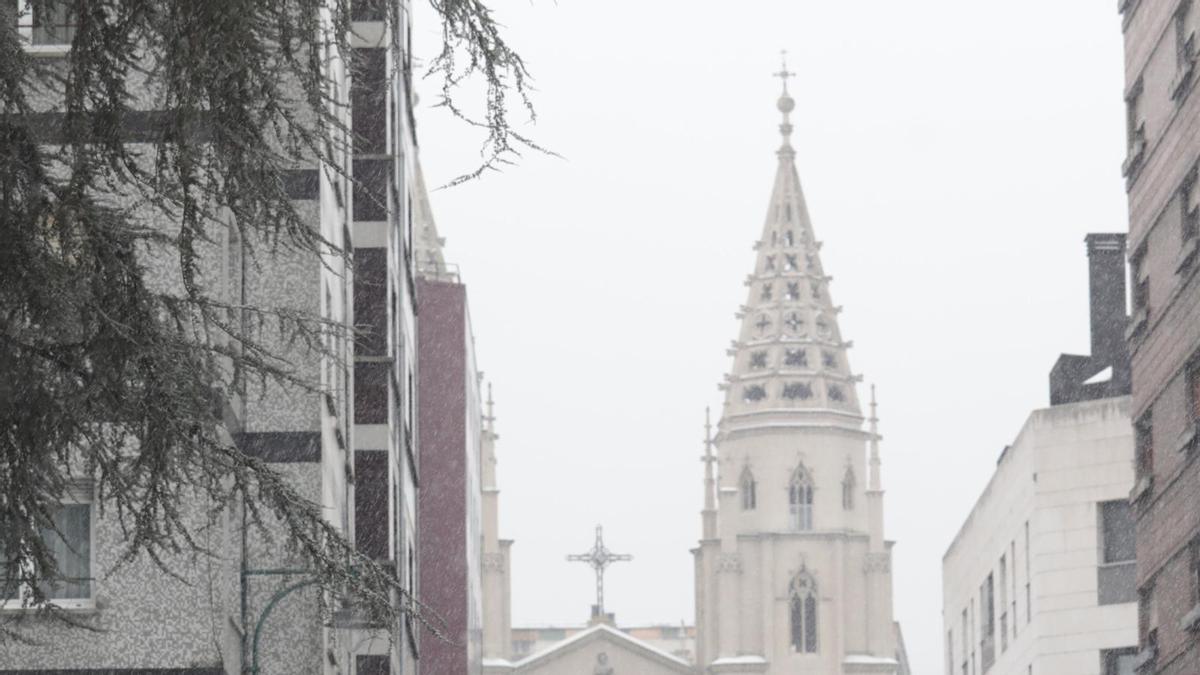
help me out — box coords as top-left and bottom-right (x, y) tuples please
(740, 467), (757, 510)
(743, 385), (767, 403)
(749, 351), (768, 370)
(784, 230), (795, 246)
(786, 282), (801, 301)
(842, 466), (856, 510)
(828, 384), (846, 403)
(784, 349), (808, 367)
(755, 314), (771, 335)
(822, 350), (837, 369)
(784, 254), (798, 271)
(789, 465), (814, 531)
(789, 569), (819, 653)
(764, 255), (776, 272)
(761, 284), (773, 301)
(784, 312), (804, 334)
(783, 382), (814, 400)
(811, 281), (822, 301)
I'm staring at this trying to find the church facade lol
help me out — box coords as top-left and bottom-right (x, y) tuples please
(692, 70), (908, 675)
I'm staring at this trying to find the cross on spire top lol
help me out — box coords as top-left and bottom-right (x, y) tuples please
(774, 49), (795, 92)
(567, 525), (632, 618)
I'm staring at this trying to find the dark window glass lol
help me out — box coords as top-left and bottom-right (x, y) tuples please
(354, 451), (389, 560)
(351, 0), (386, 21)
(352, 49), (388, 154)
(353, 158), (391, 222)
(355, 361), (389, 424)
(354, 248), (388, 356)
(1101, 648), (1138, 675)
(32, 0), (75, 45)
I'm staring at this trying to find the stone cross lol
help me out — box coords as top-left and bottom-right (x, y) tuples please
(567, 525), (632, 616)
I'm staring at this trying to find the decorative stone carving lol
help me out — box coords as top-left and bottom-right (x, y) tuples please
(865, 552), (890, 573)
(593, 652), (614, 675)
(718, 553), (743, 574)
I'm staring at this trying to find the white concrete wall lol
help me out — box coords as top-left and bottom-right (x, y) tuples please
(942, 396), (1136, 675)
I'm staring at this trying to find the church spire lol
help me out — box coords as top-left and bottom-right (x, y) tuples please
(701, 407), (717, 539)
(869, 384), (882, 492)
(718, 59), (863, 435)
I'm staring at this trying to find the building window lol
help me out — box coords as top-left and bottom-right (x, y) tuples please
(789, 465), (814, 531)
(1098, 500), (1136, 605)
(784, 254), (798, 271)
(947, 630), (955, 675)
(841, 467), (855, 510)
(355, 450), (390, 560)
(784, 312), (805, 334)
(15, 0), (77, 47)
(1135, 413), (1154, 483)
(961, 609), (969, 675)
(822, 350), (837, 369)
(998, 554), (1008, 653)
(764, 255), (776, 272)
(811, 281), (822, 301)
(1173, 0), (1197, 100)
(827, 384), (845, 403)
(815, 316), (831, 338)
(785, 282), (801, 301)
(1010, 540), (1018, 640)
(761, 283), (774, 302)
(743, 384), (768, 402)
(2, 497), (93, 606)
(1123, 78), (1146, 177)
(1138, 585), (1159, 669)
(785, 348), (808, 367)
(1182, 168), (1199, 244)
(784, 229), (795, 245)
(750, 351), (769, 370)
(981, 573), (996, 671)
(1100, 647), (1138, 675)
(356, 654), (391, 675)
(352, 48), (388, 154)
(1131, 243), (1150, 323)
(1024, 521), (1032, 625)
(741, 467), (757, 511)
(782, 382), (814, 400)
(1188, 359), (1200, 432)
(788, 570), (818, 653)
(755, 314), (772, 335)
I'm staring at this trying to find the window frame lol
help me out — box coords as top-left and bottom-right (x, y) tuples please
(14, 0), (75, 54)
(2, 486), (96, 611)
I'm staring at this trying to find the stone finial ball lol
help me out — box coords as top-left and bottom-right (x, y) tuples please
(777, 94), (795, 113)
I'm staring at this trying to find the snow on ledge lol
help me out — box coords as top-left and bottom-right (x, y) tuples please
(844, 654), (899, 665)
(711, 655), (768, 665)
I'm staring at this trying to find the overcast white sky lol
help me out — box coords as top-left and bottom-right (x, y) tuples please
(411, 2), (1128, 672)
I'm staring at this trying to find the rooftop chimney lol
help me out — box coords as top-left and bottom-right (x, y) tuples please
(1048, 233), (1131, 405)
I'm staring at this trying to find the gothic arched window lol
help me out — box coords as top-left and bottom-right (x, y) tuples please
(789, 465), (814, 531)
(741, 467), (757, 511)
(842, 466), (856, 510)
(789, 570), (819, 653)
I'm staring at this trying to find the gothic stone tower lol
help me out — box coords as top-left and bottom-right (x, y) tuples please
(693, 65), (901, 675)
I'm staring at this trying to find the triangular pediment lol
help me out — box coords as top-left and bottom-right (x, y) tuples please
(510, 624), (693, 674)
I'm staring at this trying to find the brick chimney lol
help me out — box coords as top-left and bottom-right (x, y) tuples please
(1048, 233), (1132, 405)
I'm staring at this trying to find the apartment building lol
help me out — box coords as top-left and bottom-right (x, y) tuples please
(2, 2), (423, 673)
(1117, 1), (1200, 673)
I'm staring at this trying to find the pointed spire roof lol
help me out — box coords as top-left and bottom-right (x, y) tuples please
(718, 58), (863, 435)
(412, 157), (454, 280)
